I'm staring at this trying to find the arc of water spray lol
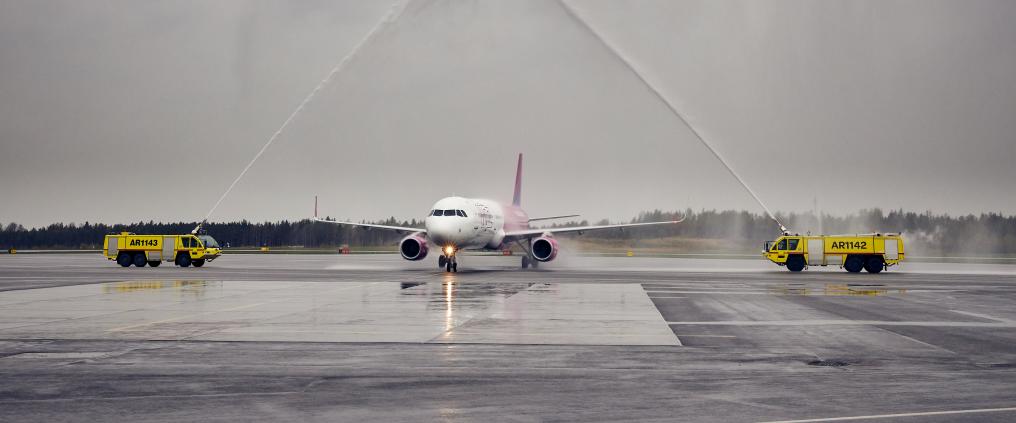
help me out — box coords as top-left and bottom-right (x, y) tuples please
(558, 0), (788, 233)
(196, 0), (410, 231)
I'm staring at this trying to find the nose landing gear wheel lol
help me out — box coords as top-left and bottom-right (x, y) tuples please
(443, 255), (458, 272)
(439, 255), (446, 268)
(521, 256), (529, 269)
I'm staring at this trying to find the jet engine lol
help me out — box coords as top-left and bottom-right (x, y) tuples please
(399, 235), (428, 261)
(531, 236), (559, 262)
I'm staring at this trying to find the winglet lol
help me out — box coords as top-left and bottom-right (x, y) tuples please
(512, 153), (523, 206)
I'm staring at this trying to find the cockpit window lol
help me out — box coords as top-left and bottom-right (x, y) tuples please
(443, 210), (457, 216)
(431, 210), (443, 216)
(456, 210), (467, 217)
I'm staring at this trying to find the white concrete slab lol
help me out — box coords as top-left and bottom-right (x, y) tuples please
(0, 280), (680, 346)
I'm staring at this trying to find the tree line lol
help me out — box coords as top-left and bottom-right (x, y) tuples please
(3, 209), (1015, 256)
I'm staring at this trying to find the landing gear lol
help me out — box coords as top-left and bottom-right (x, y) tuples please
(443, 254), (457, 272)
(516, 240), (538, 270)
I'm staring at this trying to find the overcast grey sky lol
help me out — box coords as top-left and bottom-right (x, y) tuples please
(1, 0), (1014, 228)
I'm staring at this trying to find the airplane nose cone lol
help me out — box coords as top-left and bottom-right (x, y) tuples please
(426, 219), (461, 245)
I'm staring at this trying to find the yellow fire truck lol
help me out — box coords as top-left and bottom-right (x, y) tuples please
(764, 233), (904, 273)
(103, 232), (222, 268)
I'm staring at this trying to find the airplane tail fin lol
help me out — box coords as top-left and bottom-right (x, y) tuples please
(512, 153), (522, 206)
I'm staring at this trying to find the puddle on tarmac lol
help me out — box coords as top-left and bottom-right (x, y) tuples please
(768, 283), (906, 296)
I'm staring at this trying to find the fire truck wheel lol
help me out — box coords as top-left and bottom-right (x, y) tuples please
(864, 256), (884, 273)
(116, 253), (131, 267)
(176, 253), (191, 268)
(786, 255), (805, 272)
(132, 253), (147, 267)
(844, 256), (864, 273)
(192, 259), (205, 268)
(147, 261), (161, 268)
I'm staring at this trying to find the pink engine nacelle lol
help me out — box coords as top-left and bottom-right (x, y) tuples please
(399, 235), (428, 261)
(531, 236), (559, 262)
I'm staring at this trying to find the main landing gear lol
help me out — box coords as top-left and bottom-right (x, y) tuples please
(516, 240), (538, 269)
(438, 254), (457, 273)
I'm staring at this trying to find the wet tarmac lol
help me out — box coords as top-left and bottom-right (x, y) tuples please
(1, 253), (1016, 422)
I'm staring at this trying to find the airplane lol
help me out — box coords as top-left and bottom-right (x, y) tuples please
(313, 154), (683, 272)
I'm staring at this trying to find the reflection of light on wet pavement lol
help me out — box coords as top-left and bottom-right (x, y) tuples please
(103, 280), (209, 294)
(443, 274), (454, 332)
(765, 283), (906, 296)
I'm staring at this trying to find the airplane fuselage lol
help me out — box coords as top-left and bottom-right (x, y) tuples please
(424, 196), (529, 251)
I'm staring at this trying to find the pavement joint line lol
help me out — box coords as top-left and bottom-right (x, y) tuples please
(666, 320), (1016, 327)
(640, 284), (682, 346)
(675, 335), (736, 338)
(0, 391), (305, 404)
(949, 309), (1013, 322)
(757, 406), (1016, 422)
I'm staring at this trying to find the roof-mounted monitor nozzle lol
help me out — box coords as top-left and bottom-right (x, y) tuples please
(191, 220), (207, 235)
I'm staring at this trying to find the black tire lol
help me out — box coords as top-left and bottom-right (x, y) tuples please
(844, 256), (863, 273)
(192, 259), (205, 268)
(865, 256), (884, 273)
(445, 260), (452, 272)
(116, 253), (131, 267)
(439, 255), (446, 268)
(531, 259), (539, 268)
(521, 256), (529, 269)
(176, 253), (191, 268)
(132, 253), (147, 267)
(452, 263), (457, 273)
(786, 255), (805, 272)
(147, 261), (161, 268)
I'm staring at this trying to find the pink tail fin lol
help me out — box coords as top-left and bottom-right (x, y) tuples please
(512, 153), (523, 206)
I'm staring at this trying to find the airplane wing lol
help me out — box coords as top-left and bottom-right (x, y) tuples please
(504, 217), (684, 240)
(312, 217), (426, 233)
(528, 214), (580, 222)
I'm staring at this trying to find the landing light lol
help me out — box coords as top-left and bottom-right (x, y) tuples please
(444, 246), (455, 256)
